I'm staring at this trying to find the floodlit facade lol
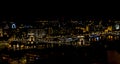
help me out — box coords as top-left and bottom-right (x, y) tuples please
(77, 36), (85, 45)
(0, 28), (3, 37)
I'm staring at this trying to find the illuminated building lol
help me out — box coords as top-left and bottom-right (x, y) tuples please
(27, 30), (35, 42)
(89, 34), (101, 42)
(27, 29), (46, 47)
(27, 33), (35, 42)
(115, 24), (119, 30)
(86, 26), (89, 32)
(114, 21), (120, 31)
(108, 26), (112, 31)
(75, 26), (84, 34)
(104, 26), (112, 32)
(11, 23), (16, 29)
(77, 35), (85, 46)
(107, 35), (113, 41)
(0, 28), (3, 37)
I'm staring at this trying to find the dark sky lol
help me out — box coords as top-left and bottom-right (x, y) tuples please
(1, 15), (120, 21)
(1, 1), (120, 22)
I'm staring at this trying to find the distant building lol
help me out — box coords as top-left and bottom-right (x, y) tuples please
(115, 24), (119, 30)
(4, 24), (9, 29)
(48, 27), (53, 35)
(77, 35), (85, 45)
(114, 21), (120, 31)
(27, 32), (35, 42)
(27, 29), (46, 41)
(11, 23), (16, 29)
(0, 28), (3, 37)
(86, 26), (89, 32)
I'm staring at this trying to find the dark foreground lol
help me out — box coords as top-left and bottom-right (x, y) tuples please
(0, 41), (119, 64)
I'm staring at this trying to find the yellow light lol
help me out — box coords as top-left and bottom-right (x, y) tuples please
(108, 36), (110, 39)
(21, 45), (24, 48)
(8, 45), (11, 48)
(110, 36), (113, 39)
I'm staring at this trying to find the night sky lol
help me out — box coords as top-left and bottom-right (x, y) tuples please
(1, 15), (120, 22)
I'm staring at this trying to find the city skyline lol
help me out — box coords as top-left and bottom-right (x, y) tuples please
(1, 16), (120, 22)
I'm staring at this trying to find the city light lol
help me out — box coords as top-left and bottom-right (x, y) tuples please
(0, 17), (120, 64)
(11, 23), (16, 29)
(115, 24), (119, 30)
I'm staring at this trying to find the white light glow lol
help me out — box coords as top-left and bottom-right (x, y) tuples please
(12, 23), (16, 29)
(115, 24), (119, 30)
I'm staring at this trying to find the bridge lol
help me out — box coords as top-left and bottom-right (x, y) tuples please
(8, 40), (90, 50)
